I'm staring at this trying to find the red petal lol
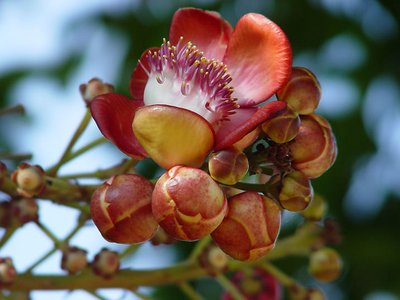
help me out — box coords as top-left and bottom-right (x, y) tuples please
(90, 93), (147, 159)
(215, 101), (287, 150)
(224, 13), (292, 107)
(129, 47), (158, 102)
(169, 8), (232, 61)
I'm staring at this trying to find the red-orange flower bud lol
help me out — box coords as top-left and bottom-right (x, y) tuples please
(92, 248), (120, 279)
(279, 171), (313, 212)
(277, 67), (321, 115)
(289, 114), (337, 178)
(152, 166), (227, 241)
(0, 257), (16, 285)
(209, 148), (249, 185)
(80, 78), (114, 103)
(309, 247), (342, 282)
(261, 108), (300, 143)
(61, 247), (88, 274)
(90, 174), (158, 244)
(11, 163), (46, 198)
(211, 192), (281, 261)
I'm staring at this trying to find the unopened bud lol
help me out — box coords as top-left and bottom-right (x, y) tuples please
(209, 148), (249, 185)
(80, 78), (114, 103)
(198, 244), (228, 275)
(279, 171), (313, 212)
(211, 192), (281, 261)
(289, 114), (337, 178)
(10, 198), (39, 226)
(301, 194), (327, 221)
(289, 286), (325, 300)
(92, 248), (120, 279)
(223, 268), (281, 300)
(150, 227), (176, 246)
(262, 108), (300, 144)
(277, 67), (321, 115)
(152, 166), (227, 241)
(309, 247), (342, 282)
(90, 174), (158, 244)
(0, 257), (16, 285)
(11, 163), (46, 197)
(61, 247), (88, 274)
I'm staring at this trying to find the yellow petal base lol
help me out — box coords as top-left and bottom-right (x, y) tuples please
(133, 105), (215, 169)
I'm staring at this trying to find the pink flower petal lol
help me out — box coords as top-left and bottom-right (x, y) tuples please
(90, 93), (147, 159)
(224, 13), (292, 107)
(169, 8), (232, 61)
(215, 101), (287, 150)
(129, 47), (158, 102)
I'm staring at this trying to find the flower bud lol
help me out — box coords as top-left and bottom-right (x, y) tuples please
(208, 148), (249, 185)
(152, 166), (227, 241)
(277, 67), (321, 115)
(198, 244), (228, 275)
(261, 108), (300, 143)
(301, 194), (327, 221)
(61, 247), (88, 274)
(289, 287), (325, 300)
(0, 257), (16, 285)
(92, 248), (120, 279)
(279, 171), (313, 212)
(309, 247), (342, 282)
(211, 192), (281, 261)
(11, 163), (46, 197)
(80, 78), (114, 103)
(289, 114), (337, 178)
(150, 227), (176, 246)
(90, 174), (158, 244)
(223, 268), (281, 300)
(10, 198), (39, 226)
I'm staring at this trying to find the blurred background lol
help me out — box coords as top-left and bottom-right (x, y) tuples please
(0, 0), (399, 299)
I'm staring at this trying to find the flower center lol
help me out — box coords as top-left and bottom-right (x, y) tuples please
(142, 37), (238, 129)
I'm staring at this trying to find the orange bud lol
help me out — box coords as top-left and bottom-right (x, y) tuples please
(279, 171), (313, 212)
(211, 192), (281, 261)
(289, 114), (337, 178)
(92, 248), (119, 279)
(277, 67), (321, 115)
(90, 174), (158, 244)
(261, 108), (300, 143)
(152, 166), (227, 241)
(309, 247), (342, 282)
(11, 163), (46, 197)
(61, 247), (88, 274)
(209, 148), (249, 185)
(79, 78), (114, 103)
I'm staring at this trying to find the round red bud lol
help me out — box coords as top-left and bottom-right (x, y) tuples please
(289, 114), (337, 178)
(11, 163), (46, 198)
(152, 166), (227, 241)
(277, 67), (321, 115)
(309, 247), (342, 282)
(90, 174), (158, 244)
(92, 248), (120, 279)
(279, 171), (313, 212)
(261, 108), (300, 144)
(211, 192), (281, 261)
(223, 268), (281, 300)
(10, 198), (39, 226)
(61, 247), (88, 274)
(0, 257), (16, 285)
(80, 78), (114, 103)
(209, 148), (249, 185)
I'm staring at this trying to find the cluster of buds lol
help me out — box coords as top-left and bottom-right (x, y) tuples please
(223, 268), (281, 300)
(89, 66), (337, 263)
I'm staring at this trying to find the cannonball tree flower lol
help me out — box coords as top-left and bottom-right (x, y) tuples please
(90, 8), (292, 169)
